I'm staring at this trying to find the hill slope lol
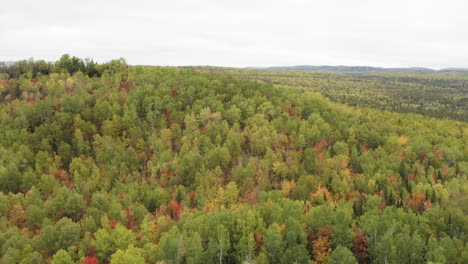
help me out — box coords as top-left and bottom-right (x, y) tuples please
(247, 65), (437, 74)
(0, 56), (467, 263)
(195, 66), (468, 121)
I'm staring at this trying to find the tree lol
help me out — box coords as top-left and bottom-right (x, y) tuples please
(235, 232), (255, 264)
(64, 192), (86, 221)
(55, 54), (85, 74)
(51, 249), (74, 264)
(223, 182), (239, 207)
(372, 231), (397, 264)
(0, 164), (22, 193)
(168, 199), (184, 221)
(304, 147), (318, 173)
(305, 205), (334, 234)
(205, 147), (231, 169)
(328, 246), (358, 264)
(216, 224), (230, 264)
(331, 207), (353, 248)
(352, 230), (369, 264)
(157, 227), (182, 264)
(399, 160), (408, 183)
(184, 232), (203, 264)
(9, 204), (27, 227)
(84, 256), (99, 264)
(312, 226), (332, 264)
(393, 227), (426, 264)
(262, 223), (284, 264)
(332, 141), (349, 156)
(94, 225), (137, 262)
(425, 236), (446, 263)
(281, 217), (309, 264)
(35, 217), (81, 255)
(110, 246), (145, 264)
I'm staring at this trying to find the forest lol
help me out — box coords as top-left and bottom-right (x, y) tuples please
(0, 55), (466, 264)
(194, 67), (468, 121)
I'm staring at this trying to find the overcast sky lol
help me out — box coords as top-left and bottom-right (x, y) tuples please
(1, 0), (467, 68)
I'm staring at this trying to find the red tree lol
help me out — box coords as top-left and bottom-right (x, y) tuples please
(352, 230), (369, 264)
(168, 199), (184, 221)
(406, 192), (431, 214)
(84, 256), (98, 264)
(125, 207), (136, 229)
(109, 219), (117, 230)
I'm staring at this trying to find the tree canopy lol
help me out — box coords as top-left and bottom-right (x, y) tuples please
(0, 56), (466, 263)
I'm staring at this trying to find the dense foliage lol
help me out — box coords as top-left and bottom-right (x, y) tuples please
(0, 55), (126, 79)
(194, 67), (468, 121)
(0, 56), (467, 263)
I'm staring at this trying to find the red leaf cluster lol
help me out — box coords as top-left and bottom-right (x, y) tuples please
(188, 191), (196, 207)
(406, 192), (431, 214)
(84, 256), (98, 264)
(109, 219), (117, 230)
(168, 199), (184, 221)
(125, 207), (136, 229)
(352, 230), (369, 264)
(120, 81), (132, 90)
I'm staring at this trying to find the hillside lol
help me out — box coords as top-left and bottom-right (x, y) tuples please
(247, 65), (468, 74)
(0, 56), (467, 264)
(246, 65), (437, 74)
(195, 67), (468, 121)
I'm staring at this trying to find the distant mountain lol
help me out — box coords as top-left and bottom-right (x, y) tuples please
(246, 65), (437, 74)
(440, 67), (468, 71)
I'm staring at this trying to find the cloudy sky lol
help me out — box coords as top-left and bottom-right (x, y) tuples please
(1, 0), (467, 68)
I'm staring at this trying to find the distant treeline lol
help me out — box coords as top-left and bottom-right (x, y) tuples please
(247, 65), (468, 74)
(194, 67), (468, 122)
(247, 65), (435, 74)
(0, 54), (127, 79)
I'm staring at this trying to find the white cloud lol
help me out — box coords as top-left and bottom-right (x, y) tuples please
(1, 0), (467, 68)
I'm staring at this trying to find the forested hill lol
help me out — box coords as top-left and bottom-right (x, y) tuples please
(246, 65), (437, 74)
(246, 65), (468, 74)
(194, 67), (468, 121)
(0, 55), (467, 264)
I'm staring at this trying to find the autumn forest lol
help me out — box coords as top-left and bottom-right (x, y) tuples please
(0, 55), (466, 264)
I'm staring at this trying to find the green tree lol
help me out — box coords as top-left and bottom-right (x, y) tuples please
(110, 246), (145, 264)
(425, 236), (446, 263)
(157, 227), (182, 264)
(281, 217), (309, 264)
(94, 225), (137, 262)
(331, 206), (353, 248)
(184, 232), (203, 264)
(35, 218), (80, 255)
(328, 246), (358, 264)
(51, 249), (74, 264)
(262, 223), (284, 264)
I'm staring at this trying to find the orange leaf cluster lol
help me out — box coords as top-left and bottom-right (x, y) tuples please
(312, 226), (332, 264)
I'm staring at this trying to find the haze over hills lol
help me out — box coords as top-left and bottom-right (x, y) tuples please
(245, 65), (468, 74)
(3, 59), (468, 75)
